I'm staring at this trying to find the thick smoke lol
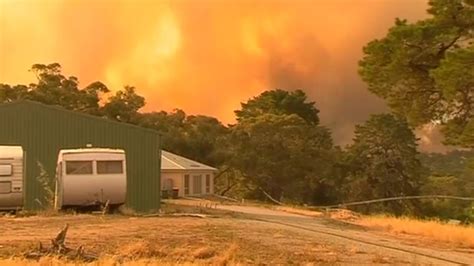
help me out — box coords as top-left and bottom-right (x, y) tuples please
(1, 0), (438, 149)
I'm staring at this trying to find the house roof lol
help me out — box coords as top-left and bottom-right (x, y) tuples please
(161, 150), (217, 171)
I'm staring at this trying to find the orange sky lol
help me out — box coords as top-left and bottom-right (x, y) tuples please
(1, 0), (434, 147)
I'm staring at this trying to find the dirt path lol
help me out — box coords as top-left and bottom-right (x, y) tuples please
(213, 203), (474, 265)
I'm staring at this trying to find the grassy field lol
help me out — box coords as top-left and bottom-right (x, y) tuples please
(1, 201), (473, 265)
(357, 215), (474, 249)
(263, 203), (474, 249)
(0, 204), (352, 265)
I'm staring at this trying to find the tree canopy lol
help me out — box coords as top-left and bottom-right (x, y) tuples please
(235, 89), (320, 125)
(29, 63), (109, 115)
(229, 90), (337, 203)
(102, 86), (145, 123)
(359, 0), (474, 147)
(344, 114), (424, 215)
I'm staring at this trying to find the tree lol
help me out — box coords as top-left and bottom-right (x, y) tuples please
(230, 89), (337, 203)
(420, 150), (474, 221)
(137, 109), (188, 150)
(0, 84), (28, 103)
(235, 89), (320, 125)
(230, 113), (334, 202)
(359, 0), (474, 147)
(137, 110), (229, 167)
(28, 63), (108, 114)
(180, 115), (229, 166)
(344, 114), (424, 215)
(1, 63), (108, 114)
(102, 86), (145, 123)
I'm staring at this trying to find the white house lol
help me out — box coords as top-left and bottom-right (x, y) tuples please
(161, 150), (217, 198)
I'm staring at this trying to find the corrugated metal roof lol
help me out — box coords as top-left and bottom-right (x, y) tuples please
(0, 101), (158, 133)
(161, 150), (217, 171)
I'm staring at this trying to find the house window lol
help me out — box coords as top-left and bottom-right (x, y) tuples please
(65, 161), (93, 175)
(193, 175), (202, 194)
(184, 174), (190, 195)
(97, 160), (124, 174)
(0, 164), (13, 176)
(205, 174), (211, 193)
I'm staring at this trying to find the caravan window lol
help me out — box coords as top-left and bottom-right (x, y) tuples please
(65, 161), (93, 175)
(97, 160), (124, 174)
(0, 164), (13, 176)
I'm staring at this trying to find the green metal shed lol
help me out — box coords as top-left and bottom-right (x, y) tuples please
(0, 101), (161, 212)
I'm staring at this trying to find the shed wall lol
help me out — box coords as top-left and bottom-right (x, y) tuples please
(0, 102), (161, 212)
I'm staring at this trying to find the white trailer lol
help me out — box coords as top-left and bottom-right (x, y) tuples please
(0, 146), (24, 210)
(55, 148), (126, 209)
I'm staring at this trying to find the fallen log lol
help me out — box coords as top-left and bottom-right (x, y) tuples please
(171, 213), (208, 218)
(212, 194), (239, 203)
(259, 187), (283, 206)
(23, 224), (98, 262)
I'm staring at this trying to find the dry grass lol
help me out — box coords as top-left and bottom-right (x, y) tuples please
(358, 215), (474, 248)
(0, 242), (241, 266)
(191, 247), (216, 259)
(327, 209), (360, 221)
(118, 240), (167, 259)
(0, 257), (211, 265)
(0, 241), (241, 266)
(0, 213), (350, 265)
(213, 243), (239, 265)
(273, 206), (323, 217)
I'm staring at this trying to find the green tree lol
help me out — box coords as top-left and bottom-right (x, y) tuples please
(359, 0), (474, 147)
(180, 115), (229, 166)
(137, 110), (229, 167)
(0, 84), (28, 103)
(230, 113), (334, 202)
(420, 150), (474, 220)
(344, 114), (424, 215)
(102, 86), (145, 123)
(28, 63), (108, 114)
(138, 109), (187, 151)
(235, 89), (320, 125)
(230, 89), (337, 203)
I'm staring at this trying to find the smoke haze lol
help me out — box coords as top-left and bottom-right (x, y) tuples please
(1, 0), (436, 148)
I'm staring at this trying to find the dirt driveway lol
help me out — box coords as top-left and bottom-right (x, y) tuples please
(170, 199), (474, 265)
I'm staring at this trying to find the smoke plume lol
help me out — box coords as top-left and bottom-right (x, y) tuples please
(1, 0), (434, 148)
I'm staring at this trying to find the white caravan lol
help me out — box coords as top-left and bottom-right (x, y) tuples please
(55, 148), (126, 209)
(0, 146), (24, 210)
